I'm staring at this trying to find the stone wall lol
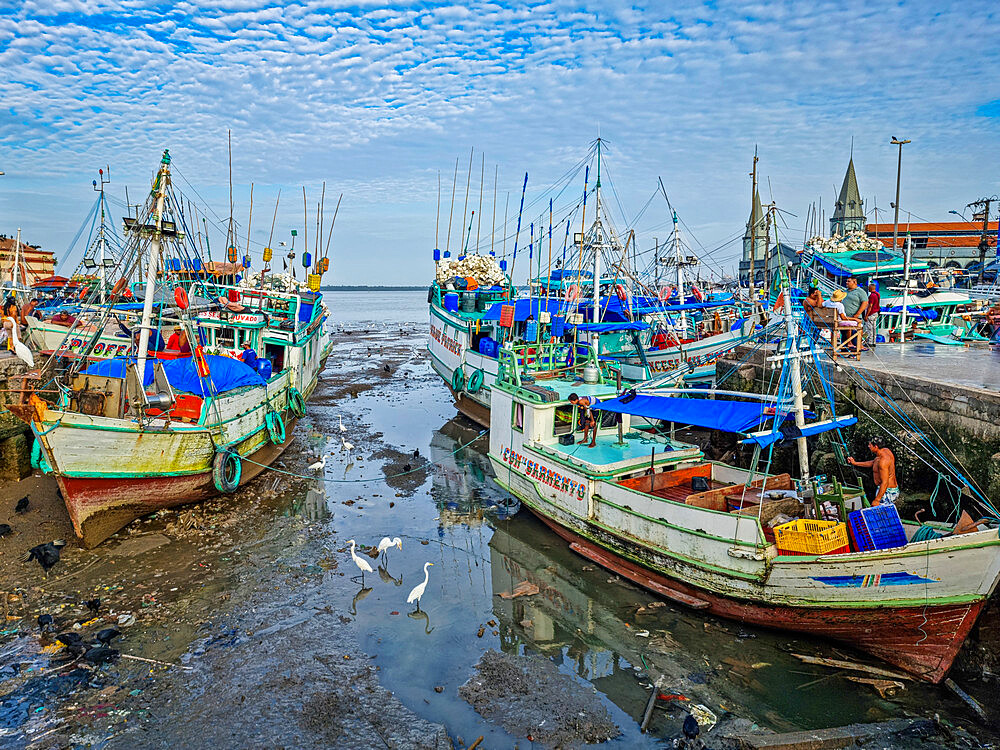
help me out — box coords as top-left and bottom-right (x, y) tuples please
(0, 354), (32, 482)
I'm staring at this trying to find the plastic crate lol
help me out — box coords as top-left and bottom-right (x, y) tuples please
(774, 519), (849, 556)
(848, 504), (907, 551)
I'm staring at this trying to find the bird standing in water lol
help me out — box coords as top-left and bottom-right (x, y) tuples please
(347, 539), (374, 586)
(407, 562), (434, 612)
(338, 415), (346, 433)
(308, 455), (327, 473)
(377, 536), (402, 564)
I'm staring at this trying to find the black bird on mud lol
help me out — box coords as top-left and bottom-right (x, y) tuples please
(0, 523), (11, 537)
(26, 540), (65, 574)
(383, 363), (390, 373)
(84, 645), (119, 665)
(412, 449), (419, 458)
(37, 614), (55, 631)
(56, 632), (87, 656)
(682, 713), (700, 740)
(95, 628), (120, 645)
(83, 598), (101, 615)
(14, 496), (29, 514)
(402, 463), (411, 473)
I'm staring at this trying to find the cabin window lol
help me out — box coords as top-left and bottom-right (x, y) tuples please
(512, 402), (524, 432)
(553, 404), (574, 436)
(215, 327), (235, 349)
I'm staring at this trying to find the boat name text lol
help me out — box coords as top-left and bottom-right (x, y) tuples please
(501, 446), (587, 499)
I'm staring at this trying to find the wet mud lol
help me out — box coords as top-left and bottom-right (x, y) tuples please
(2, 291), (1000, 749)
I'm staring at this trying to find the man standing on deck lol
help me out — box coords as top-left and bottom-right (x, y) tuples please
(847, 436), (899, 505)
(864, 281), (881, 349)
(842, 276), (868, 323)
(568, 392), (599, 448)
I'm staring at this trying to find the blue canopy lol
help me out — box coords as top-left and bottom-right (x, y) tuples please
(742, 415), (858, 447)
(482, 298), (571, 322)
(881, 305), (938, 321)
(575, 322), (649, 333)
(596, 393), (775, 433)
(83, 355), (265, 397)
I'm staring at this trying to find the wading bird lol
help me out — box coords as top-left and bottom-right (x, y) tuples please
(3, 317), (33, 367)
(309, 455), (327, 473)
(347, 539), (374, 586)
(377, 536), (402, 564)
(407, 562), (433, 613)
(338, 415), (346, 433)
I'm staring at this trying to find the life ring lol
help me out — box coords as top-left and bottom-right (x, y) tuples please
(691, 285), (704, 301)
(288, 387), (306, 418)
(174, 286), (189, 310)
(615, 284), (627, 301)
(658, 285), (674, 302)
(565, 284), (581, 303)
(111, 278), (128, 297)
(265, 410), (286, 445)
(79, 288), (88, 300)
(212, 449), (242, 493)
(451, 366), (466, 392)
(467, 369), (484, 394)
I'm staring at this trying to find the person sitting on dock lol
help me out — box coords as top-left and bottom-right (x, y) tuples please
(847, 436), (899, 506)
(568, 392), (600, 448)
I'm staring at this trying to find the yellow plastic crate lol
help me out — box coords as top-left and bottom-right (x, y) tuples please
(774, 519), (849, 556)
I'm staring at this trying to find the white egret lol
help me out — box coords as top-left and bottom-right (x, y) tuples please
(340, 436), (353, 452)
(407, 562), (434, 612)
(338, 415), (346, 433)
(347, 539), (374, 586)
(3, 318), (33, 367)
(308, 455), (327, 473)
(377, 536), (402, 563)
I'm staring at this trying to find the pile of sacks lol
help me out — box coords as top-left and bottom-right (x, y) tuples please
(807, 231), (886, 255)
(436, 254), (506, 288)
(243, 270), (309, 292)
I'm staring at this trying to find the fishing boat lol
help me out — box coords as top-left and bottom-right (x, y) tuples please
(429, 142), (749, 426)
(11, 151), (333, 546)
(486, 271), (1000, 682)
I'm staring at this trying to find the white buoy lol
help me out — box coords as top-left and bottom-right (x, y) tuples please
(407, 562), (434, 612)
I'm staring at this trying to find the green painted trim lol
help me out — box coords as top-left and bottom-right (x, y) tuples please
(597, 495), (762, 549)
(524, 442), (702, 481)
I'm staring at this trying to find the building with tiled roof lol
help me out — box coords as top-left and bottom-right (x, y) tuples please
(0, 234), (56, 285)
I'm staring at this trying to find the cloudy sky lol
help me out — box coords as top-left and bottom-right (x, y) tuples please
(1, 0), (998, 284)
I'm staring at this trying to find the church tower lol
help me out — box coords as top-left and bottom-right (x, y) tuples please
(830, 158), (866, 236)
(742, 189), (766, 263)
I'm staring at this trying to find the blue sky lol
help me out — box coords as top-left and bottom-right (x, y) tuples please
(1, 0), (998, 284)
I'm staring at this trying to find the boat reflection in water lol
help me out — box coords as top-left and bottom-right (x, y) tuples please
(487, 514), (944, 737)
(429, 418), (518, 532)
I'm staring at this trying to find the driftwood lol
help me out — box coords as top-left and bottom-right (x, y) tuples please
(944, 678), (988, 723)
(790, 653), (912, 681)
(844, 675), (905, 698)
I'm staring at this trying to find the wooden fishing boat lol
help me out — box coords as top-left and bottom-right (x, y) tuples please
(486, 294), (1000, 682)
(11, 151), (332, 546)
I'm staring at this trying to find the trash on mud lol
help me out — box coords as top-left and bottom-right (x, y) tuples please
(460, 649), (619, 747)
(497, 581), (539, 599)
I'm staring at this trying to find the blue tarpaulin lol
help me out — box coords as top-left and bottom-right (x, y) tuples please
(881, 305), (938, 321)
(574, 322), (649, 332)
(595, 393), (774, 433)
(482, 298), (571, 321)
(83, 355), (265, 396)
(742, 415), (858, 447)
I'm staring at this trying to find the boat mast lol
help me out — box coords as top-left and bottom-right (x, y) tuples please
(12, 227), (21, 289)
(779, 261), (810, 480)
(137, 150), (171, 378)
(94, 167), (110, 305)
(593, 139), (602, 327)
(673, 210), (687, 333)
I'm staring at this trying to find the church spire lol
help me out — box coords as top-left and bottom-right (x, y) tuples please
(830, 158), (865, 235)
(743, 189), (766, 262)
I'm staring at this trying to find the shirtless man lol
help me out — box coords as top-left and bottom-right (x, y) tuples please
(847, 436), (899, 505)
(568, 392), (600, 448)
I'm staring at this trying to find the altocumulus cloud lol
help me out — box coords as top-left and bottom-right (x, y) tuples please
(0, 0), (997, 282)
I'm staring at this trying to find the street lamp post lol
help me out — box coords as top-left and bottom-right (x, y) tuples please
(890, 137), (911, 260)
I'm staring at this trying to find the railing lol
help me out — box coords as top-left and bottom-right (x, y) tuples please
(497, 340), (616, 388)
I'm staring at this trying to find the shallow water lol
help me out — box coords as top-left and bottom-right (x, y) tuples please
(2, 290), (996, 748)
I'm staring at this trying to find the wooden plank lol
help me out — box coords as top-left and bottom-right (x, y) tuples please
(734, 719), (933, 750)
(790, 653), (912, 681)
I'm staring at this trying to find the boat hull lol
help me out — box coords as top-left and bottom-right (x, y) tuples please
(55, 416), (297, 547)
(529, 507), (980, 683)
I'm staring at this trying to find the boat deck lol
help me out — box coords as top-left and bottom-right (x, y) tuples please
(535, 431), (699, 473)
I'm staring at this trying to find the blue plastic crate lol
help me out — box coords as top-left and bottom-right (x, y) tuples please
(848, 503), (907, 551)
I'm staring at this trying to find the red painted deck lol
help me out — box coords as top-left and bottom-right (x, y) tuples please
(531, 508), (982, 683)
